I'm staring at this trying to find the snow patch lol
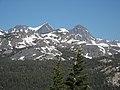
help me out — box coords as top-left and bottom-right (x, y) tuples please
(77, 41), (86, 44)
(100, 59), (112, 63)
(28, 25), (42, 31)
(0, 32), (4, 35)
(117, 43), (120, 47)
(98, 43), (109, 47)
(108, 52), (112, 55)
(32, 54), (36, 56)
(8, 41), (12, 47)
(42, 33), (58, 38)
(34, 33), (43, 39)
(67, 38), (79, 44)
(20, 29), (23, 32)
(61, 57), (66, 61)
(41, 46), (55, 53)
(84, 53), (92, 59)
(16, 35), (38, 48)
(35, 48), (40, 50)
(98, 46), (106, 54)
(61, 39), (68, 43)
(58, 28), (69, 33)
(41, 33), (59, 44)
(23, 35), (36, 46)
(18, 56), (25, 60)
(15, 36), (20, 38)
(24, 29), (28, 33)
(76, 34), (82, 37)
(35, 55), (44, 60)
(97, 38), (103, 41)
(91, 40), (96, 45)
(91, 40), (109, 47)
(16, 45), (26, 49)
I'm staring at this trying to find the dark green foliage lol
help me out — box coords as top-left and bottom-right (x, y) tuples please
(65, 49), (88, 90)
(0, 57), (72, 90)
(0, 58), (50, 90)
(50, 59), (66, 90)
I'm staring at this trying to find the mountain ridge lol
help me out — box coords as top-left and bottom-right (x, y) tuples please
(0, 23), (120, 60)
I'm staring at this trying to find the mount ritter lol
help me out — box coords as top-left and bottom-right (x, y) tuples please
(0, 23), (120, 90)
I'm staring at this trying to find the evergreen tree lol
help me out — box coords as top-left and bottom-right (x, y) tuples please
(50, 58), (65, 90)
(65, 49), (88, 90)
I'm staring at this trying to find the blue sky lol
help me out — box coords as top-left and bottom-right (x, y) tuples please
(0, 0), (120, 40)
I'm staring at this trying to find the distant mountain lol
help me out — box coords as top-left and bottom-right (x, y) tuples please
(70, 25), (95, 42)
(0, 23), (120, 60)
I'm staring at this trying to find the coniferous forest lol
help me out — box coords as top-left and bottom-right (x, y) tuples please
(0, 52), (120, 90)
(0, 56), (72, 90)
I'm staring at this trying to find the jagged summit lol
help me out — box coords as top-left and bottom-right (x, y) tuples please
(8, 25), (30, 33)
(74, 24), (87, 30)
(71, 24), (95, 42)
(14, 25), (29, 28)
(71, 24), (89, 34)
(8, 23), (54, 33)
(37, 23), (54, 34)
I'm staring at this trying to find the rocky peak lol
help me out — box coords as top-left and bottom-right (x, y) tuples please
(14, 25), (28, 29)
(8, 25), (30, 33)
(74, 24), (87, 30)
(37, 23), (54, 34)
(71, 25), (95, 42)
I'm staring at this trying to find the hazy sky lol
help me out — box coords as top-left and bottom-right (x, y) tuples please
(0, 0), (120, 40)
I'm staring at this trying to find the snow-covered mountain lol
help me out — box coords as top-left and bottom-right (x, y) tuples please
(0, 23), (120, 60)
